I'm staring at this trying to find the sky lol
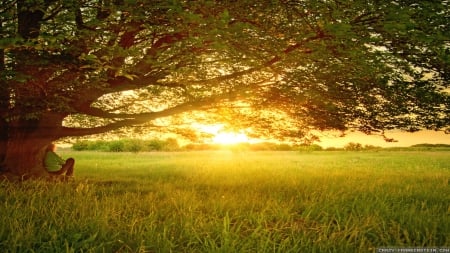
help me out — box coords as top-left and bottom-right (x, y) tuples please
(60, 122), (449, 148)
(196, 124), (450, 148)
(316, 130), (450, 148)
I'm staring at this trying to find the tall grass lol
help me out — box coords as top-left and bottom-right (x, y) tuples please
(1, 151), (449, 252)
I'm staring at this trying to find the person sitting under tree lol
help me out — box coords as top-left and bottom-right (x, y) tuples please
(44, 143), (75, 179)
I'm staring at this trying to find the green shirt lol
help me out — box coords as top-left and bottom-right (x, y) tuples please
(44, 151), (65, 172)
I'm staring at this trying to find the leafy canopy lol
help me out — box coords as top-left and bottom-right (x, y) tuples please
(1, 0), (449, 142)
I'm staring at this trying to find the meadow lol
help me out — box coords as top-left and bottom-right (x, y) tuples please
(0, 150), (449, 252)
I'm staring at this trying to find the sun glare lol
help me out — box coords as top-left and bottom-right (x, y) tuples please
(194, 124), (250, 145)
(213, 132), (249, 145)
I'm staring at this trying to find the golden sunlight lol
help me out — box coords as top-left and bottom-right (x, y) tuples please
(213, 132), (249, 145)
(194, 124), (250, 145)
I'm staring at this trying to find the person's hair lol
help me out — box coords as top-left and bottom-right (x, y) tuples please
(46, 143), (56, 152)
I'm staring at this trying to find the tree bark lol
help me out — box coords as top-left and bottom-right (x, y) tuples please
(0, 111), (66, 180)
(0, 118), (7, 171)
(0, 0), (53, 180)
(0, 20), (8, 169)
(2, 134), (49, 179)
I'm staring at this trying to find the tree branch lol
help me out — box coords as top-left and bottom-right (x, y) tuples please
(60, 87), (249, 138)
(66, 30), (323, 137)
(170, 35), (318, 87)
(59, 119), (151, 137)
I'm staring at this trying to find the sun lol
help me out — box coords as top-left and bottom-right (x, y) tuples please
(213, 132), (249, 145)
(194, 123), (250, 145)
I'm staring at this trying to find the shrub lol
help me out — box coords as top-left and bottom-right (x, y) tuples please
(184, 143), (219, 151)
(297, 144), (323, 152)
(344, 142), (363, 151)
(72, 140), (90, 151)
(248, 142), (277, 151)
(276, 143), (293, 151)
(72, 140), (108, 151)
(108, 140), (125, 152)
(363, 144), (382, 151)
(124, 139), (144, 153)
(164, 138), (180, 151)
(325, 147), (342, 151)
(147, 139), (164, 151)
(88, 140), (109, 151)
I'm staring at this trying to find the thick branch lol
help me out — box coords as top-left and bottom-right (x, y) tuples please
(67, 31), (324, 137)
(60, 88), (245, 138)
(59, 120), (150, 137)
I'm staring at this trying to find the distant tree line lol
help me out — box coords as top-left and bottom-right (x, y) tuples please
(72, 139), (181, 152)
(341, 142), (382, 151)
(410, 144), (450, 148)
(338, 142), (450, 151)
(183, 142), (324, 151)
(71, 139), (450, 152)
(71, 139), (326, 152)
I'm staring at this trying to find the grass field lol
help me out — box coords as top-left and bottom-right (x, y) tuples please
(0, 150), (449, 252)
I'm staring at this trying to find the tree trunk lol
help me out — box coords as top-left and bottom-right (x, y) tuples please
(2, 1), (67, 180)
(0, 20), (7, 168)
(0, 112), (65, 180)
(2, 135), (50, 180)
(0, 119), (8, 171)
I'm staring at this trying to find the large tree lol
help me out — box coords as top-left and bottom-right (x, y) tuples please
(0, 0), (448, 179)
